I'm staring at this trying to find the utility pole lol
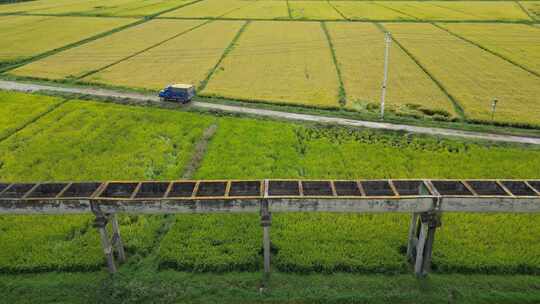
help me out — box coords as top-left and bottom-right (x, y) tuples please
(491, 98), (498, 121)
(380, 32), (391, 120)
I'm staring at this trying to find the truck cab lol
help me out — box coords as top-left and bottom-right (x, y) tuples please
(159, 84), (195, 103)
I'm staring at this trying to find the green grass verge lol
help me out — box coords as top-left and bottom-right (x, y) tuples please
(2, 271), (540, 303)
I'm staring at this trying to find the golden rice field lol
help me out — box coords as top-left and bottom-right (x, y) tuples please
(202, 21), (340, 107)
(384, 23), (540, 124)
(0, 15), (133, 63)
(161, 0), (252, 18)
(521, 1), (540, 19)
(223, 1), (289, 19)
(0, 0), (192, 16)
(84, 20), (244, 90)
(381, 1), (531, 21)
(438, 23), (540, 75)
(11, 19), (205, 80)
(289, 2), (344, 20)
(326, 22), (455, 116)
(331, 2), (412, 20)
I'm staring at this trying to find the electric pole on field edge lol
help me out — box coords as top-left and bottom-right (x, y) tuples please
(381, 32), (391, 120)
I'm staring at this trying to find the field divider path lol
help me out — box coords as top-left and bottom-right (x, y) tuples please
(182, 123), (218, 179)
(372, 2), (419, 21)
(0, 97), (69, 143)
(433, 23), (540, 78)
(376, 23), (467, 120)
(1, 80), (539, 145)
(197, 20), (250, 90)
(0, 18), (148, 74)
(286, 0), (292, 19)
(515, 1), (536, 21)
(327, 0), (348, 21)
(321, 21), (347, 106)
(76, 19), (215, 80)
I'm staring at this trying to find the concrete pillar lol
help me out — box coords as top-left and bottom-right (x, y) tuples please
(111, 213), (126, 263)
(406, 213), (419, 260)
(93, 215), (117, 273)
(260, 199), (272, 274)
(413, 212), (441, 277)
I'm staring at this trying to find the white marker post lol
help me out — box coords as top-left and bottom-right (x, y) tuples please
(381, 32), (391, 120)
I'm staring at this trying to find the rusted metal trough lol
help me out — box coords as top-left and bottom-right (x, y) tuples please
(1, 179), (539, 276)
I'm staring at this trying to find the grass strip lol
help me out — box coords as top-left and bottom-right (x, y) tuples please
(321, 21), (347, 106)
(376, 23), (467, 120)
(434, 22), (540, 78)
(0, 18), (148, 74)
(76, 19), (215, 80)
(198, 20), (250, 91)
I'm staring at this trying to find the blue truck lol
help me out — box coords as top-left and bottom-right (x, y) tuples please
(158, 84), (195, 103)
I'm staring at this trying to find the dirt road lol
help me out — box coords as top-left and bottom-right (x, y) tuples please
(1, 79), (539, 145)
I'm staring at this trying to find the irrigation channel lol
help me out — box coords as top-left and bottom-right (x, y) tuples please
(1, 80), (540, 145)
(1, 179), (540, 278)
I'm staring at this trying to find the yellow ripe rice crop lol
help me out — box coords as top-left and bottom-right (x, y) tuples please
(438, 23), (540, 75)
(84, 21), (244, 90)
(11, 19), (204, 80)
(377, 1), (531, 21)
(223, 1), (289, 20)
(202, 21), (340, 107)
(0, 0), (76, 13)
(326, 22), (455, 116)
(521, 1), (540, 20)
(331, 2), (412, 21)
(0, 15), (133, 63)
(82, 0), (194, 17)
(384, 23), (540, 125)
(162, 0), (251, 18)
(0, 0), (191, 16)
(289, 2), (344, 20)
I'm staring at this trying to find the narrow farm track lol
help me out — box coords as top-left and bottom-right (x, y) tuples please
(1, 79), (539, 145)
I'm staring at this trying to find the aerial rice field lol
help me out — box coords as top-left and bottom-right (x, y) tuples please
(222, 1), (289, 19)
(384, 23), (540, 125)
(289, 1), (344, 20)
(0, 91), (64, 140)
(11, 19), (205, 80)
(0, 0), (193, 16)
(163, 114), (540, 273)
(326, 22), (455, 117)
(0, 91), (215, 272)
(379, 1), (531, 21)
(0, 15), (133, 64)
(1, 91), (540, 275)
(202, 21), (341, 107)
(330, 2), (412, 20)
(437, 23), (540, 76)
(84, 20), (244, 90)
(520, 1), (540, 20)
(161, 0), (252, 18)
